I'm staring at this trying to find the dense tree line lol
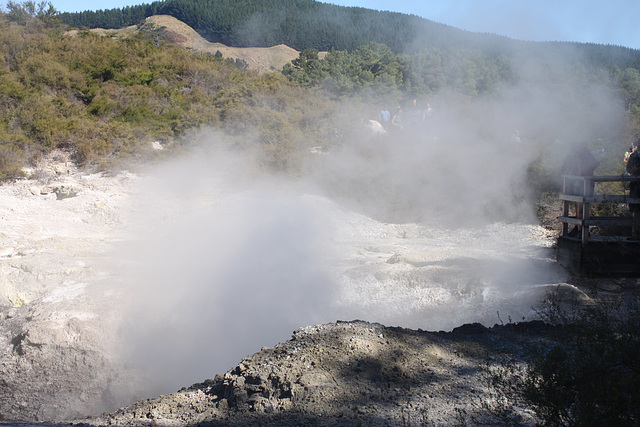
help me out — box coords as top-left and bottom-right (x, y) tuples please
(59, 0), (435, 53)
(58, 0), (640, 71)
(55, 0), (640, 121)
(55, 0), (640, 110)
(281, 43), (517, 99)
(281, 43), (640, 118)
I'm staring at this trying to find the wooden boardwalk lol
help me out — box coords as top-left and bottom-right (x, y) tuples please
(557, 174), (640, 277)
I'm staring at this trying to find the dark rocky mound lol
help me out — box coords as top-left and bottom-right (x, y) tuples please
(78, 320), (559, 426)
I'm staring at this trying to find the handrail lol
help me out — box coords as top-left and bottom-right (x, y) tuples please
(559, 194), (640, 204)
(562, 174), (640, 182)
(559, 174), (640, 244)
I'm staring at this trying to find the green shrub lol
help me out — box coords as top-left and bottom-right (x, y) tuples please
(88, 94), (118, 117)
(488, 288), (640, 426)
(0, 133), (26, 179)
(18, 52), (72, 89)
(526, 296), (640, 426)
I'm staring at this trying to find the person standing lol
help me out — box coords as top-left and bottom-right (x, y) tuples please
(391, 107), (402, 132)
(422, 103), (433, 122)
(512, 129), (521, 144)
(624, 142), (636, 165)
(379, 106), (390, 129)
(406, 99), (421, 129)
(626, 141), (640, 238)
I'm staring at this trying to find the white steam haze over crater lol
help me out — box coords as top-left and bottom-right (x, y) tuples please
(114, 127), (566, 396)
(111, 41), (626, 396)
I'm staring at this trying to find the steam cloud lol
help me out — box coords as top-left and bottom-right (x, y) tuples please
(113, 38), (626, 397)
(116, 147), (339, 393)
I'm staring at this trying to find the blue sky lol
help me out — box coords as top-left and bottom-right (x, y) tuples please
(18, 0), (640, 50)
(329, 0), (639, 49)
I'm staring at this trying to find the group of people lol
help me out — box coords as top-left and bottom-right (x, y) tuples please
(562, 139), (640, 239)
(378, 99), (433, 132)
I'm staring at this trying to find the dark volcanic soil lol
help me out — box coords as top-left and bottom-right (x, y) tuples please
(79, 320), (560, 426)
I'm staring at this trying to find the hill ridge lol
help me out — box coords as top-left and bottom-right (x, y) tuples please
(67, 15), (304, 72)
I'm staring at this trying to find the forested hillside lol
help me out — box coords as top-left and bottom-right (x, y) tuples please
(59, 0), (640, 70)
(0, 2), (354, 180)
(2, 0), (640, 190)
(59, 0), (475, 53)
(56, 0), (640, 136)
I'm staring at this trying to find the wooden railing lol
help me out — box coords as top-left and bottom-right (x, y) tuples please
(559, 174), (640, 244)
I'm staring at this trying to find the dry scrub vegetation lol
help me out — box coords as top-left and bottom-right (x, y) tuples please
(0, 8), (350, 180)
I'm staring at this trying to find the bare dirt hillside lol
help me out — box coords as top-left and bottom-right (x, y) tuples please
(0, 151), (146, 422)
(66, 15), (305, 73)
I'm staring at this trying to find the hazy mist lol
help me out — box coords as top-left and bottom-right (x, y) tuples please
(113, 34), (627, 397)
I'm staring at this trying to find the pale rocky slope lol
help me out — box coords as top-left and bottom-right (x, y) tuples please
(66, 15), (306, 73)
(0, 151), (146, 422)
